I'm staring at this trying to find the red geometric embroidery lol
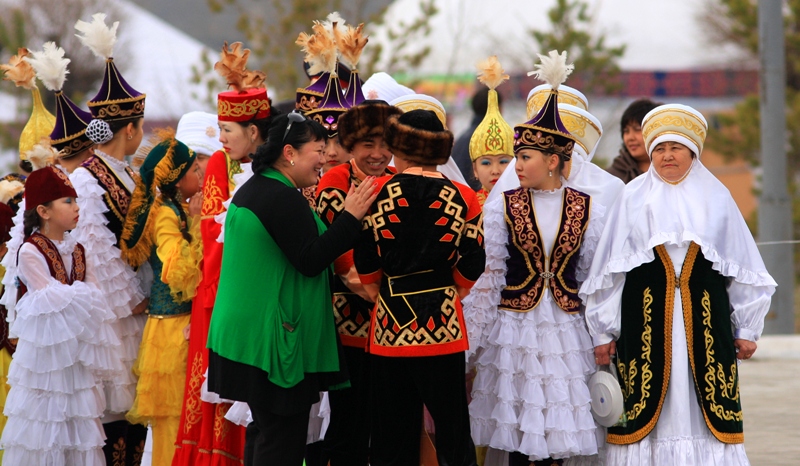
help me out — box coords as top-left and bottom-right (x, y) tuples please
(440, 233), (454, 242)
(326, 211), (335, 224)
(388, 214), (400, 223)
(380, 230), (396, 239)
(426, 317), (436, 331)
(429, 200), (442, 209)
(397, 198), (409, 207)
(435, 216), (448, 226)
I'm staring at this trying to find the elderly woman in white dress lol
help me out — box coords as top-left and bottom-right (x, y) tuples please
(581, 104), (776, 466)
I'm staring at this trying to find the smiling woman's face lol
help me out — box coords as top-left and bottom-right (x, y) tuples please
(651, 141), (694, 182)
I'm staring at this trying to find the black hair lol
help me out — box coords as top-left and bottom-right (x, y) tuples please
(471, 87), (502, 117)
(160, 186), (192, 243)
(236, 99), (281, 142)
(251, 113), (327, 174)
(23, 203), (50, 238)
(107, 116), (143, 135)
(619, 99), (661, 135)
(18, 159), (32, 174)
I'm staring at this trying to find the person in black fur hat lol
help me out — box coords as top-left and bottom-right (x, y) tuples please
(354, 109), (485, 466)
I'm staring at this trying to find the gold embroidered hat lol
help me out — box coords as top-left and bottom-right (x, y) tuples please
(527, 83), (588, 119)
(514, 50), (577, 160)
(468, 56), (513, 162)
(389, 94), (448, 129)
(26, 42), (94, 159)
(642, 104), (707, 158)
(0, 48), (56, 161)
(304, 18), (351, 138)
(121, 128), (197, 267)
(215, 42), (270, 123)
(558, 103), (603, 162)
(295, 16), (340, 113)
(76, 14), (146, 122)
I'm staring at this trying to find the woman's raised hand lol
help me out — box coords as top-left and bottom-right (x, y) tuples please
(344, 176), (380, 220)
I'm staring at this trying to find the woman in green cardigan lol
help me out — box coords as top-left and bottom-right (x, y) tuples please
(206, 113), (378, 465)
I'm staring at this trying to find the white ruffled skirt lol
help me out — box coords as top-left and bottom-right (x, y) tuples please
(469, 299), (598, 461)
(1, 281), (121, 465)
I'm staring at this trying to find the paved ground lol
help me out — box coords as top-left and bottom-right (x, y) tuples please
(141, 336), (800, 466)
(740, 336), (800, 465)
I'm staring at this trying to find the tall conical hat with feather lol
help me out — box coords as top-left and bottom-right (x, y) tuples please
(75, 13), (145, 122)
(514, 50), (576, 160)
(295, 13), (343, 112)
(305, 17), (351, 138)
(469, 56), (513, 161)
(1, 48), (56, 161)
(26, 42), (94, 158)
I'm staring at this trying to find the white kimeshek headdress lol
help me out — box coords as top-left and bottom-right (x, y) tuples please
(579, 104), (776, 299)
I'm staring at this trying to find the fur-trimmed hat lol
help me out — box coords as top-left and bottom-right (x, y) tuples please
(385, 110), (453, 166)
(337, 100), (402, 151)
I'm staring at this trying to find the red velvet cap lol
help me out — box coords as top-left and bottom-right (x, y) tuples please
(217, 88), (270, 122)
(24, 166), (78, 211)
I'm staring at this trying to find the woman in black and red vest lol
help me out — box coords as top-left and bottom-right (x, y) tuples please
(466, 51), (604, 466)
(1, 155), (122, 465)
(354, 109), (485, 466)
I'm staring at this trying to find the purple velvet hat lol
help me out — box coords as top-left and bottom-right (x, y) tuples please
(305, 72), (349, 139)
(296, 72), (330, 113)
(344, 70), (364, 107)
(514, 50), (576, 160)
(51, 92), (94, 158)
(75, 14), (145, 122)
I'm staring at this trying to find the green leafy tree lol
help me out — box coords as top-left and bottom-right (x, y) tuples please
(527, 0), (626, 93)
(701, 0), (800, 286)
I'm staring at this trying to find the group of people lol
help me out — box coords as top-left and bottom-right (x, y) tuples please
(0, 9), (776, 466)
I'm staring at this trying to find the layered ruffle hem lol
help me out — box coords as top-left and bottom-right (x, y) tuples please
(605, 435), (750, 466)
(1, 275), (121, 465)
(465, 193), (604, 462)
(71, 169), (148, 413)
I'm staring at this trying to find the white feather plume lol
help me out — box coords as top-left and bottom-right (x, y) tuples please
(26, 141), (58, 170)
(74, 13), (118, 60)
(25, 42), (70, 92)
(527, 50), (574, 90)
(324, 11), (347, 36)
(0, 180), (24, 205)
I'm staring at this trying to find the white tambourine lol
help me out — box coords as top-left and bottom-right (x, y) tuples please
(588, 357), (625, 427)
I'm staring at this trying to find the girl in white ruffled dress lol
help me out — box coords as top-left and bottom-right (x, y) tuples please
(1, 161), (121, 465)
(466, 51), (601, 466)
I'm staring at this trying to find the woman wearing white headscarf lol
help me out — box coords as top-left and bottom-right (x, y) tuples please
(581, 104), (775, 466)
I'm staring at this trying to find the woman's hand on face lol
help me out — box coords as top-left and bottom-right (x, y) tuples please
(734, 339), (757, 360)
(594, 341), (616, 366)
(343, 176), (379, 220)
(188, 192), (202, 217)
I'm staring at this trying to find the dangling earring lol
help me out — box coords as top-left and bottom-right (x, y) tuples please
(549, 170), (552, 177)
(290, 159), (295, 166)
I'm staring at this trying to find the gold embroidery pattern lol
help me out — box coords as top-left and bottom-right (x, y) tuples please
(701, 290), (743, 422)
(371, 182), (402, 234)
(551, 188), (589, 310)
(214, 403), (232, 441)
(201, 175), (226, 217)
(30, 235), (67, 284)
(373, 287), (463, 348)
(71, 245), (86, 282)
(514, 127), (575, 156)
(333, 294), (370, 340)
(617, 358), (638, 399)
(112, 437), (126, 466)
(439, 185), (465, 245)
(84, 156), (132, 221)
(503, 189), (543, 296)
(93, 99), (146, 119)
(132, 439), (144, 466)
(317, 188), (347, 225)
(296, 93), (322, 113)
(217, 98), (269, 120)
(627, 288), (653, 421)
(183, 352), (203, 433)
(163, 161), (188, 184)
(641, 111), (707, 146)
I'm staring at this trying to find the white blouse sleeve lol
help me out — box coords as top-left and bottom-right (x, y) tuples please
(70, 167), (146, 319)
(583, 272), (625, 347)
(727, 279), (772, 342)
(462, 194), (508, 363)
(576, 198), (606, 284)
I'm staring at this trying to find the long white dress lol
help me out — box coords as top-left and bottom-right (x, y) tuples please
(584, 243), (772, 466)
(70, 151), (152, 416)
(466, 186), (602, 462)
(1, 233), (122, 465)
